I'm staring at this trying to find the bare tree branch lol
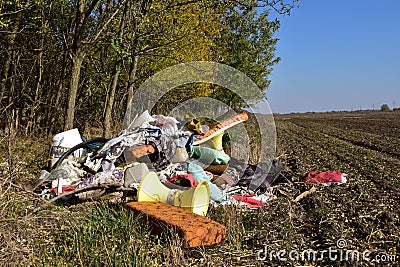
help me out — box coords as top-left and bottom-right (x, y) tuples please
(87, 0), (127, 44)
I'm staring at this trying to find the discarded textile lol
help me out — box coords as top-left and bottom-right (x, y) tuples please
(79, 169), (124, 188)
(190, 146), (230, 165)
(171, 147), (189, 163)
(174, 135), (191, 148)
(49, 185), (76, 194)
(76, 170), (125, 200)
(215, 185), (275, 209)
(210, 174), (235, 190)
(303, 171), (347, 185)
(49, 161), (87, 190)
(224, 167), (240, 184)
(187, 162), (226, 202)
(231, 194), (267, 209)
(152, 114), (179, 136)
(139, 126), (162, 138)
(218, 173), (236, 186)
(156, 162), (188, 183)
(164, 174), (198, 189)
(126, 110), (155, 130)
(231, 159), (288, 193)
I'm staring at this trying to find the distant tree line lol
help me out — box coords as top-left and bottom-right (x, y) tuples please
(0, 0), (297, 137)
(381, 104), (400, 111)
(381, 104), (390, 111)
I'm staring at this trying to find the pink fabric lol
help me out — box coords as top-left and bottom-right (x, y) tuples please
(303, 171), (343, 183)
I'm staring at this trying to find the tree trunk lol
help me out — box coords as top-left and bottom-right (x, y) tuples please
(103, 68), (120, 137)
(26, 20), (46, 135)
(102, 0), (128, 137)
(0, 26), (18, 108)
(7, 53), (20, 132)
(0, 52), (13, 107)
(48, 45), (68, 135)
(124, 52), (139, 128)
(0, 0), (31, 108)
(123, 0), (152, 128)
(64, 49), (85, 130)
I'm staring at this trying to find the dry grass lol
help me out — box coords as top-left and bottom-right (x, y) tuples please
(1, 111), (400, 266)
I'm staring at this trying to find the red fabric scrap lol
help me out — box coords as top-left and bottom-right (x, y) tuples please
(303, 171), (343, 183)
(232, 194), (266, 208)
(164, 174), (198, 188)
(49, 185), (77, 194)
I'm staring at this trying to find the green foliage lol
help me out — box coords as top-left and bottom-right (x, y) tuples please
(110, 36), (122, 54)
(0, 0), (296, 133)
(210, 2), (281, 108)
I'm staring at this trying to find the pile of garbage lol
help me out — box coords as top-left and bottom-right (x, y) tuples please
(31, 110), (295, 215)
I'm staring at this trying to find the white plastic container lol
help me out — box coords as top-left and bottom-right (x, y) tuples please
(49, 128), (83, 167)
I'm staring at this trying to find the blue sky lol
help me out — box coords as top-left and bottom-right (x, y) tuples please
(266, 0), (400, 114)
